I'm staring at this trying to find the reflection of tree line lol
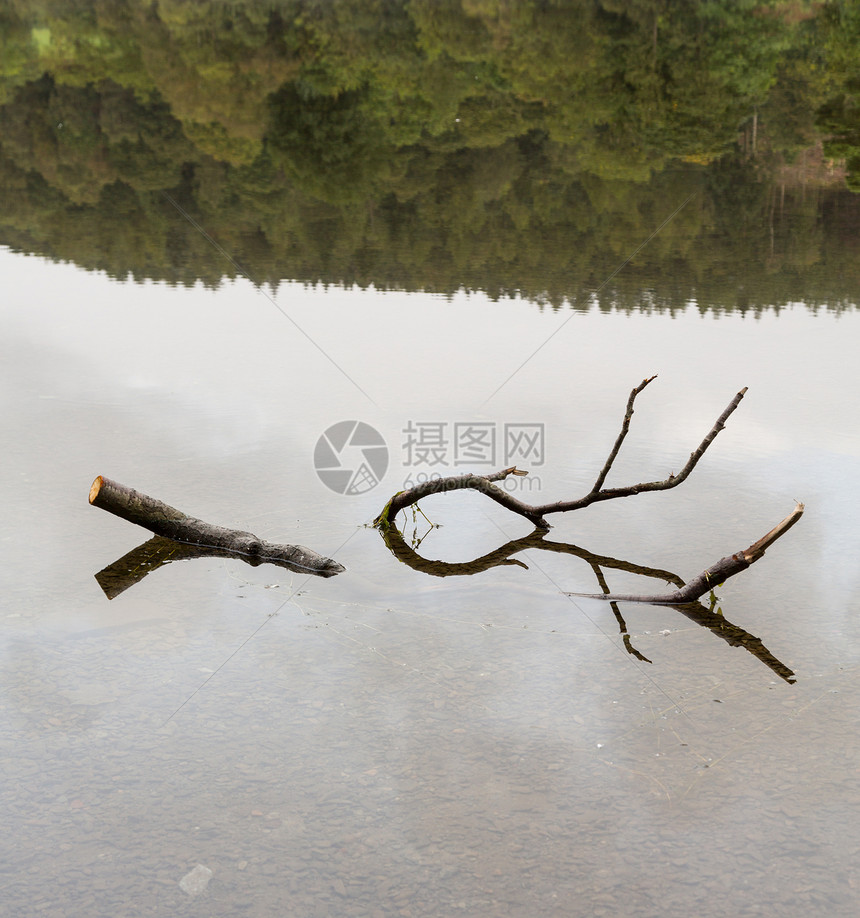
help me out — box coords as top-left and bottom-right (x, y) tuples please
(1, 0), (859, 309)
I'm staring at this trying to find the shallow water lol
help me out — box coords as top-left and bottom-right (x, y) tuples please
(2, 244), (860, 916)
(4, 5), (860, 911)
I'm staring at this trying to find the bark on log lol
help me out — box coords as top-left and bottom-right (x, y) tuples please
(566, 502), (804, 604)
(89, 476), (344, 577)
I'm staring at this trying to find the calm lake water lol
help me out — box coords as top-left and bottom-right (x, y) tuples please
(3, 3), (860, 916)
(4, 249), (860, 917)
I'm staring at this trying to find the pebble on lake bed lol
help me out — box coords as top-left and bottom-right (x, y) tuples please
(179, 864), (213, 896)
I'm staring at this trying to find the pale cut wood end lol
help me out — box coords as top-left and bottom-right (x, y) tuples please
(89, 476), (104, 504)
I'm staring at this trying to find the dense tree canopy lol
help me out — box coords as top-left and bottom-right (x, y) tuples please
(0, 0), (857, 311)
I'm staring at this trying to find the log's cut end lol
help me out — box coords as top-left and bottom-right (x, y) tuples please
(89, 476), (105, 505)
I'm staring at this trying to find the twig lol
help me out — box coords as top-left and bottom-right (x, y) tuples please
(592, 375), (657, 492)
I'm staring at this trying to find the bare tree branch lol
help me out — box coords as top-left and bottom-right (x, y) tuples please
(374, 380), (748, 529)
(374, 466), (547, 528)
(566, 503), (804, 604)
(591, 374), (657, 492)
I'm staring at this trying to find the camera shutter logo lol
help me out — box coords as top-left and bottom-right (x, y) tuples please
(314, 421), (389, 494)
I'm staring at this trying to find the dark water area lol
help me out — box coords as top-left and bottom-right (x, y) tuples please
(2, 3), (860, 917)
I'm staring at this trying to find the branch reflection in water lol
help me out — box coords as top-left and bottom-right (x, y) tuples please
(378, 522), (795, 685)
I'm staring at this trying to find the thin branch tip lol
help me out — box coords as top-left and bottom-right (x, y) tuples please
(576, 502), (804, 605)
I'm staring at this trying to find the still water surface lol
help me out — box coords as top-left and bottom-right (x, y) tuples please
(2, 245), (860, 916)
(3, 2), (860, 914)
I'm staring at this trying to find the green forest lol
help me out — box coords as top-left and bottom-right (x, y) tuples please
(1, 0), (859, 311)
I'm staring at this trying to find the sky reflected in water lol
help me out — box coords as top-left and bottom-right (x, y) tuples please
(2, 244), (860, 916)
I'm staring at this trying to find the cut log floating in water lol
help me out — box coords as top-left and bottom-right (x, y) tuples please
(88, 476), (345, 578)
(566, 502), (804, 604)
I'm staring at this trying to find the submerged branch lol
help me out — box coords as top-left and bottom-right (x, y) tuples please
(566, 503), (804, 604)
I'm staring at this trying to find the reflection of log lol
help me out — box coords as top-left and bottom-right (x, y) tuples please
(375, 378), (746, 528)
(89, 476), (344, 577)
(95, 536), (185, 600)
(568, 503), (804, 604)
(378, 521), (795, 682)
(94, 533), (340, 600)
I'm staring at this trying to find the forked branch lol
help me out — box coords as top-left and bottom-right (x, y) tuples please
(566, 502), (804, 604)
(374, 378), (747, 529)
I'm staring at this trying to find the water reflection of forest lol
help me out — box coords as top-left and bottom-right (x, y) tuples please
(2, 0), (859, 311)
